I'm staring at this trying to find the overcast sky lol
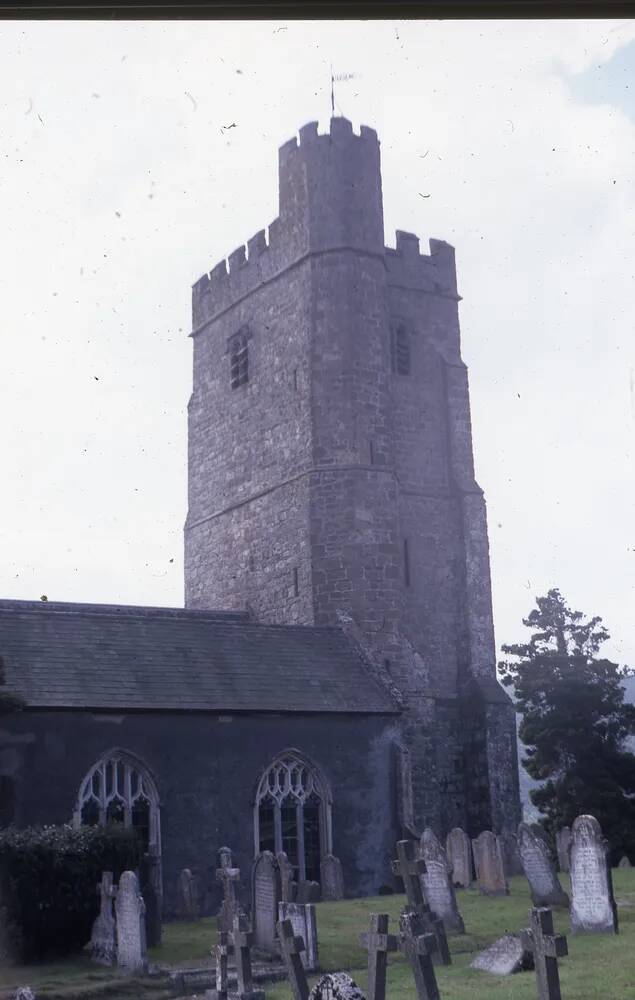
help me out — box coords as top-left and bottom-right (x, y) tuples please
(1, 19), (633, 666)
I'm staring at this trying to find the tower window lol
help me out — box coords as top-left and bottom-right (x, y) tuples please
(229, 332), (249, 389)
(391, 323), (410, 375)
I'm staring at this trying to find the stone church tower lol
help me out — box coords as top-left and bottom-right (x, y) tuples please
(185, 117), (521, 839)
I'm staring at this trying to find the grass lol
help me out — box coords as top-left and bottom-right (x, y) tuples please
(1, 869), (634, 999)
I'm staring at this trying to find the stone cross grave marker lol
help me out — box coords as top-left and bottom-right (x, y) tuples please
(277, 916), (309, 1000)
(214, 929), (234, 1000)
(89, 871), (117, 966)
(392, 839), (450, 965)
(216, 857), (242, 934)
(497, 832), (524, 878)
(176, 868), (199, 921)
(569, 814), (618, 935)
(358, 913), (398, 1000)
(518, 824), (569, 907)
(556, 827), (571, 873)
(252, 850), (282, 953)
(233, 912), (266, 1000)
(320, 854), (345, 900)
(445, 828), (472, 888)
(279, 901), (319, 970)
(218, 845), (233, 869)
(470, 933), (534, 976)
(520, 906), (568, 1000)
(114, 870), (147, 974)
(398, 908), (441, 1000)
(277, 851), (297, 903)
(308, 972), (366, 1000)
(474, 831), (509, 897)
(420, 828), (465, 933)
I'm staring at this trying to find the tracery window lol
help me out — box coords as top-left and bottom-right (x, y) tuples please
(390, 323), (410, 375)
(230, 331), (249, 389)
(74, 749), (160, 858)
(254, 750), (331, 883)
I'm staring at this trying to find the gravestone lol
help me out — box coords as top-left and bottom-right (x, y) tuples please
(308, 973), (366, 1000)
(176, 868), (199, 921)
(569, 814), (618, 935)
(391, 839), (451, 965)
(497, 832), (523, 878)
(470, 933), (534, 975)
(297, 880), (321, 903)
(474, 831), (508, 896)
(140, 849), (162, 948)
(252, 851), (282, 953)
(115, 870), (147, 974)
(216, 857), (242, 934)
(277, 851), (297, 903)
(89, 871), (117, 966)
(277, 917), (309, 1000)
(518, 823), (569, 907)
(398, 908), (441, 1000)
(520, 906), (568, 1000)
(320, 854), (345, 901)
(618, 855), (632, 868)
(359, 913), (398, 1000)
(279, 901), (319, 971)
(419, 829), (465, 933)
(233, 913), (266, 1000)
(445, 828), (472, 888)
(556, 827), (571, 873)
(214, 930), (233, 1000)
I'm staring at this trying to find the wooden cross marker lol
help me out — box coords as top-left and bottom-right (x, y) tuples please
(399, 909), (441, 1000)
(359, 913), (399, 1000)
(520, 907), (568, 1000)
(276, 917), (309, 1000)
(392, 841), (451, 965)
(214, 930), (234, 1000)
(232, 913), (265, 1000)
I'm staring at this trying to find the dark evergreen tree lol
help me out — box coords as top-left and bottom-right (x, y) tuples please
(499, 588), (635, 862)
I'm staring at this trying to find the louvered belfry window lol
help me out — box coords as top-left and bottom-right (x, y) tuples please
(230, 331), (249, 389)
(391, 322), (411, 375)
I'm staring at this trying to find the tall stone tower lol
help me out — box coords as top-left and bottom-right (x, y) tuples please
(185, 118), (520, 838)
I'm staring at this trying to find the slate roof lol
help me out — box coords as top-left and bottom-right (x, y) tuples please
(0, 599), (399, 715)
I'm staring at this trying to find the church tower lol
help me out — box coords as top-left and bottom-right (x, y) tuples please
(185, 118), (521, 839)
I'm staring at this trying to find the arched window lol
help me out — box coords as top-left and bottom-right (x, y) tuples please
(230, 332), (249, 389)
(73, 749), (160, 859)
(390, 323), (410, 375)
(254, 750), (332, 883)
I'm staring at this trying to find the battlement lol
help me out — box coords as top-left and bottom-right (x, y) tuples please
(385, 230), (458, 297)
(277, 116), (379, 156)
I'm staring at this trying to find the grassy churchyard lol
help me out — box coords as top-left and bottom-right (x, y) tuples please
(1, 870), (634, 1000)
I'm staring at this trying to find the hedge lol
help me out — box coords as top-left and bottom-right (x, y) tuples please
(0, 823), (142, 963)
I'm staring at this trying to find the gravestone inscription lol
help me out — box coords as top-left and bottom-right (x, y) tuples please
(569, 814), (618, 935)
(252, 851), (282, 953)
(89, 871), (117, 966)
(474, 831), (508, 896)
(419, 829), (465, 933)
(115, 871), (147, 974)
(279, 901), (318, 971)
(445, 828), (472, 888)
(320, 854), (345, 901)
(518, 824), (569, 907)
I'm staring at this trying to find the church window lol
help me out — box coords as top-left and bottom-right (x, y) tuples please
(229, 331), (249, 389)
(74, 749), (161, 860)
(254, 751), (332, 883)
(391, 323), (410, 375)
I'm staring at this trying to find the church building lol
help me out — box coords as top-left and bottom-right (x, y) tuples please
(0, 117), (520, 916)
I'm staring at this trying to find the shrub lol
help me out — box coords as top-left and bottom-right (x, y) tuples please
(0, 823), (142, 962)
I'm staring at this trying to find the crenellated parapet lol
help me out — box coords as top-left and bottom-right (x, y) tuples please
(385, 230), (458, 298)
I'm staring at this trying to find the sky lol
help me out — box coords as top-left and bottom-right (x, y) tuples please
(0, 19), (634, 667)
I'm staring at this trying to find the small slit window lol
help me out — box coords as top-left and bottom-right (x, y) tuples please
(230, 333), (249, 389)
(391, 323), (410, 375)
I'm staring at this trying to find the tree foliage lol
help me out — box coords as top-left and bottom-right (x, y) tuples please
(499, 588), (635, 861)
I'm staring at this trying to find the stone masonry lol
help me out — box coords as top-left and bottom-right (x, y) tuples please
(184, 117), (521, 838)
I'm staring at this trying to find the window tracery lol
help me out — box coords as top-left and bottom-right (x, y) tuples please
(74, 750), (160, 857)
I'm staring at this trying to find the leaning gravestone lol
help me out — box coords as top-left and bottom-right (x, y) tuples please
(569, 814), (618, 935)
(309, 973), (366, 1000)
(278, 901), (319, 971)
(419, 829), (465, 932)
(115, 870), (147, 974)
(470, 933), (534, 975)
(498, 832), (523, 878)
(556, 827), (571, 873)
(518, 823), (569, 907)
(320, 854), (345, 901)
(445, 828), (472, 888)
(474, 831), (508, 896)
(252, 851), (282, 953)
(176, 868), (199, 921)
(89, 871), (117, 965)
